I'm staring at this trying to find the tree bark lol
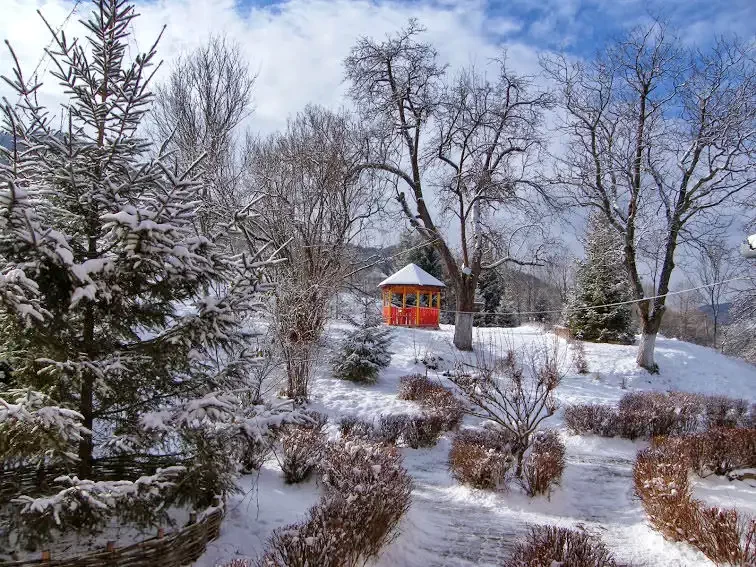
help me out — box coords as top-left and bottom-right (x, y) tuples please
(636, 317), (662, 374)
(453, 279), (476, 351)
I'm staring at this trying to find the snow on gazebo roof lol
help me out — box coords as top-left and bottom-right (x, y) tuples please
(742, 234), (756, 259)
(378, 263), (446, 288)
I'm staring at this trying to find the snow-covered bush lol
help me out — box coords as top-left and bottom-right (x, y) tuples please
(332, 324), (392, 383)
(703, 395), (750, 430)
(397, 374), (465, 431)
(448, 429), (515, 489)
(450, 340), (564, 477)
(565, 391), (751, 440)
(279, 426), (325, 484)
(402, 414), (445, 448)
(397, 374), (436, 401)
(339, 415), (375, 439)
(564, 404), (617, 437)
(521, 430), (565, 497)
(377, 414), (409, 444)
(635, 429), (756, 565)
(573, 340), (589, 374)
(260, 440), (412, 567)
(506, 525), (621, 567)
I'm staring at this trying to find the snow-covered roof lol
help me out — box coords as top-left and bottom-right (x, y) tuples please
(378, 263), (446, 288)
(742, 234), (756, 259)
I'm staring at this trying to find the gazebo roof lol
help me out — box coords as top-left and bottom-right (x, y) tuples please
(378, 263), (446, 288)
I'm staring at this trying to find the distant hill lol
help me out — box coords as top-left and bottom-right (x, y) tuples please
(699, 302), (732, 325)
(0, 131), (10, 151)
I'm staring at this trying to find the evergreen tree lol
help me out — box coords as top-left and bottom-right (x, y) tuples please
(496, 296), (520, 327)
(332, 302), (392, 383)
(477, 268), (505, 326)
(565, 214), (634, 343)
(0, 0), (297, 548)
(398, 230), (444, 281)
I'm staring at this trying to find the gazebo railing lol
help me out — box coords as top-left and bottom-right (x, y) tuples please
(383, 305), (439, 327)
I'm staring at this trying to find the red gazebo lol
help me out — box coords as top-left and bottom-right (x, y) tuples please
(378, 263), (445, 328)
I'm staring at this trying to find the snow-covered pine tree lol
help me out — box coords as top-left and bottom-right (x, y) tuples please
(398, 230), (445, 282)
(332, 302), (392, 383)
(476, 267), (505, 326)
(0, 0), (295, 548)
(565, 214), (634, 344)
(496, 296), (520, 327)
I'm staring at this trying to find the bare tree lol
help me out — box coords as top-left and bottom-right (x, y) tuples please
(151, 35), (255, 239)
(688, 239), (742, 348)
(450, 337), (565, 476)
(543, 25), (756, 372)
(345, 22), (552, 350)
(240, 106), (382, 401)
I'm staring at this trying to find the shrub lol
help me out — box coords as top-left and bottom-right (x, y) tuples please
(423, 388), (465, 431)
(402, 413), (445, 448)
(450, 341), (563, 477)
(280, 427), (324, 484)
(506, 525), (620, 567)
(449, 429), (514, 489)
(685, 427), (756, 477)
(332, 324), (392, 383)
(339, 415), (374, 439)
(704, 395), (749, 429)
(634, 429), (756, 565)
(564, 404), (617, 437)
(522, 430), (566, 497)
(397, 374), (436, 401)
(565, 391), (752, 440)
(260, 440), (412, 567)
(377, 414), (409, 444)
(573, 341), (589, 374)
(299, 409), (329, 432)
(240, 438), (271, 472)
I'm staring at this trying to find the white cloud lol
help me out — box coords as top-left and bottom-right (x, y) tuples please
(0, 0), (530, 134)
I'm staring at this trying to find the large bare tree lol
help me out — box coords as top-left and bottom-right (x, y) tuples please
(241, 105), (382, 400)
(345, 22), (552, 350)
(543, 25), (756, 372)
(151, 35), (255, 239)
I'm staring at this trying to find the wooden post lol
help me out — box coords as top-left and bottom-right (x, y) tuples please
(416, 289), (420, 326)
(157, 527), (165, 538)
(41, 551), (50, 562)
(388, 290), (392, 324)
(106, 541), (116, 552)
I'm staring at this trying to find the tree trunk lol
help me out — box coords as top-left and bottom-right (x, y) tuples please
(636, 318), (661, 374)
(453, 280), (476, 351)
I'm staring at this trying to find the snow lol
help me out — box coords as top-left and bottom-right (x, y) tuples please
(743, 234), (756, 258)
(379, 263), (446, 288)
(197, 323), (756, 567)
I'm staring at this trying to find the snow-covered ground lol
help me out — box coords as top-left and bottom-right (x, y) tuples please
(198, 323), (756, 567)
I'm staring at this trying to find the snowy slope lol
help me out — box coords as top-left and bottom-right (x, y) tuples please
(197, 324), (756, 567)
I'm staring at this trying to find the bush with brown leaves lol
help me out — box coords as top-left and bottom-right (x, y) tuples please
(634, 428), (756, 565)
(279, 426), (324, 484)
(564, 404), (618, 437)
(397, 374), (436, 401)
(565, 391), (751, 440)
(402, 413), (446, 448)
(259, 440), (412, 567)
(522, 430), (566, 497)
(377, 414), (409, 444)
(448, 429), (514, 489)
(506, 525), (621, 567)
(339, 415), (374, 439)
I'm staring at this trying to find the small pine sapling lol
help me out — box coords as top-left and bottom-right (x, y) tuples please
(332, 310), (392, 383)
